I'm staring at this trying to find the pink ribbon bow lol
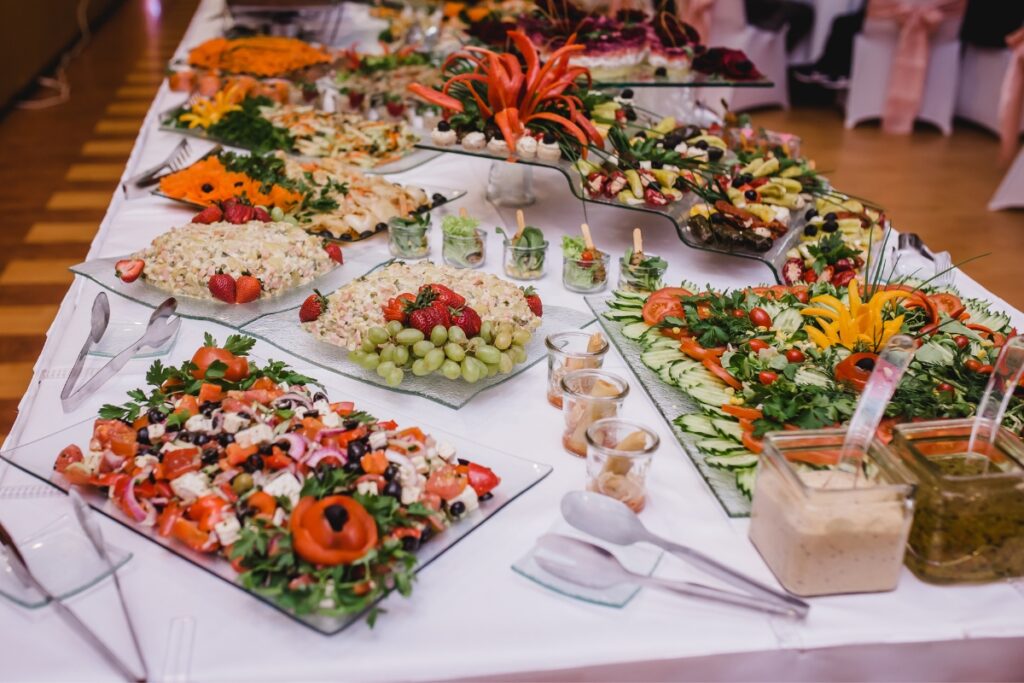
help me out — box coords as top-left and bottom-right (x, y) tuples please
(867, 0), (966, 134)
(998, 28), (1024, 165)
(682, 0), (716, 43)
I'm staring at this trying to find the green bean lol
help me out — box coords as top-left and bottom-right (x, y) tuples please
(424, 348), (445, 372)
(494, 331), (512, 350)
(413, 340), (435, 357)
(430, 325), (448, 346)
(474, 344), (501, 365)
(395, 328), (425, 345)
(448, 325), (467, 344)
(367, 326), (390, 345)
(441, 359), (461, 380)
(444, 342), (466, 362)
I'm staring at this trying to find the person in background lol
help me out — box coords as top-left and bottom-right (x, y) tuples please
(958, 0), (1023, 49)
(793, 7), (865, 89)
(744, 0), (814, 52)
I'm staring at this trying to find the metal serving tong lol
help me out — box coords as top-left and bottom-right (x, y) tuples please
(61, 296), (180, 413)
(122, 138), (191, 199)
(0, 521), (144, 682)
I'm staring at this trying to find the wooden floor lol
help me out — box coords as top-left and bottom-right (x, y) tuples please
(0, 0), (1020, 437)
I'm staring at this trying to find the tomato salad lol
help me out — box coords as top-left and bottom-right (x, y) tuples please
(54, 333), (500, 622)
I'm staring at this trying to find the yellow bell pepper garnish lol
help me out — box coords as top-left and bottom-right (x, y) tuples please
(178, 86), (243, 130)
(801, 280), (909, 351)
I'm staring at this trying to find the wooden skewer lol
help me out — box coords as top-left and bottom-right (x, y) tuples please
(580, 222), (595, 251)
(632, 228), (643, 265)
(459, 207), (468, 219)
(514, 209), (526, 241)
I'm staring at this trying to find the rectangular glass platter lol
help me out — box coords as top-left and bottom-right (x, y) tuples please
(0, 392), (553, 634)
(584, 295), (751, 517)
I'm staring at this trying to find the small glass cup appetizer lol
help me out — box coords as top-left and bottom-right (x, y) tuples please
(618, 249), (667, 293)
(388, 213), (431, 260)
(886, 418), (1024, 584)
(545, 331), (609, 408)
(560, 369), (629, 457)
(562, 231), (608, 293)
(748, 428), (916, 597)
(497, 214), (547, 280)
(585, 418), (659, 512)
(441, 213), (486, 269)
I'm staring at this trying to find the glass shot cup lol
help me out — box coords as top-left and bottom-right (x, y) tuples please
(560, 370), (629, 458)
(885, 418), (1024, 584)
(442, 228), (487, 269)
(747, 428), (916, 597)
(585, 418), (660, 512)
(562, 252), (610, 293)
(502, 239), (548, 280)
(617, 254), (667, 293)
(545, 331), (610, 409)
(387, 218), (431, 259)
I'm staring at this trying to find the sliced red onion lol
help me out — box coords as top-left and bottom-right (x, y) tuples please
(281, 432), (307, 461)
(213, 469), (240, 487)
(273, 391), (313, 408)
(304, 446), (346, 469)
(122, 473), (150, 523)
(103, 450), (125, 469)
(315, 427), (347, 440)
(385, 449), (416, 472)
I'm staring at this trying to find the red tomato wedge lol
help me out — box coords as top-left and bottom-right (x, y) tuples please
(702, 358), (742, 390)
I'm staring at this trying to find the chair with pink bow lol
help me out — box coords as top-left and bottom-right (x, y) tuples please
(681, 0), (790, 112)
(844, 0), (966, 135)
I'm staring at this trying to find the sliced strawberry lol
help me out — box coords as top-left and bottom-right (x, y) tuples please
(115, 259), (145, 283)
(522, 286), (542, 317)
(235, 275), (261, 304)
(299, 290), (328, 322)
(208, 273), (237, 303)
(252, 207), (271, 222)
(192, 205), (223, 224)
(222, 200), (255, 225)
(324, 243), (344, 264)
(405, 288), (450, 335)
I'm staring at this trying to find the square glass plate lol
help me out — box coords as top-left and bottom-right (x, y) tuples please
(240, 303), (596, 409)
(0, 514), (132, 609)
(584, 295), (751, 517)
(512, 520), (662, 608)
(89, 320), (179, 358)
(0, 402), (552, 634)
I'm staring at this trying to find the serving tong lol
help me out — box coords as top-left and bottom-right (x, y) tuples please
(60, 295), (180, 413)
(122, 138), (191, 199)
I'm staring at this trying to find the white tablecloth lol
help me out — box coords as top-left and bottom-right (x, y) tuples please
(3, 2), (1024, 680)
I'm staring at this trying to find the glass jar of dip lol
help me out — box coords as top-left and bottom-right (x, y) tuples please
(560, 370), (629, 457)
(887, 418), (1024, 584)
(545, 331), (610, 409)
(748, 428), (916, 597)
(585, 418), (659, 512)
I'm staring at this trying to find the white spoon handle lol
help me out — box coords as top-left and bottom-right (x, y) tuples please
(968, 336), (1024, 455)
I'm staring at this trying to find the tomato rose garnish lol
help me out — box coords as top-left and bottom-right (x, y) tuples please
(835, 352), (877, 392)
(290, 495), (378, 566)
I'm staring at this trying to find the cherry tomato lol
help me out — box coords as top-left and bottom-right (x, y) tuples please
(463, 462), (501, 497)
(730, 308), (746, 319)
(978, 364), (994, 374)
(749, 307), (772, 328)
(953, 335), (969, 349)
(758, 370), (779, 385)
(936, 382), (954, 393)
(785, 348), (805, 363)
(55, 445), (84, 473)
(749, 339), (770, 352)
(425, 465), (468, 500)
(696, 303), (712, 320)
(965, 358), (983, 372)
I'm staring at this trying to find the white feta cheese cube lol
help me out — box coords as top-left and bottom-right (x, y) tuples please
(400, 486), (422, 506)
(84, 449), (103, 473)
(436, 441), (457, 463)
(170, 471), (211, 503)
(185, 415), (212, 433)
(320, 411), (341, 428)
(368, 431), (388, 451)
(134, 454), (159, 470)
(222, 413), (248, 434)
(313, 399), (332, 415)
(235, 423), (274, 448)
(410, 455), (429, 474)
(272, 507), (286, 527)
(146, 423), (165, 441)
(214, 514), (241, 546)
(356, 479), (379, 496)
(446, 484), (479, 514)
(262, 472), (302, 507)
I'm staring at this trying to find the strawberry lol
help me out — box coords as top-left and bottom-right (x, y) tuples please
(208, 273), (237, 303)
(299, 290), (328, 322)
(405, 288), (450, 335)
(385, 100), (405, 117)
(449, 305), (481, 338)
(382, 293), (414, 324)
(522, 286), (542, 317)
(235, 275), (261, 303)
(192, 205), (223, 224)
(115, 259), (145, 283)
(348, 91), (366, 109)
(324, 243), (344, 264)
(252, 206), (271, 222)
(222, 200), (255, 225)
(419, 283), (465, 309)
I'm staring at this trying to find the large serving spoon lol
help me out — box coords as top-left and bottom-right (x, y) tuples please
(967, 336), (1024, 461)
(534, 534), (804, 618)
(560, 491), (808, 618)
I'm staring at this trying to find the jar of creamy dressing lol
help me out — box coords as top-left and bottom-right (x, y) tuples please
(887, 418), (1024, 584)
(748, 429), (916, 597)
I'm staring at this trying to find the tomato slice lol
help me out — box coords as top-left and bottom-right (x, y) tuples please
(641, 287), (693, 326)
(928, 292), (963, 318)
(246, 491), (278, 517)
(188, 495), (229, 532)
(163, 448), (200, 480)
(425, 464), (468, 500)
(462, 462), (500, 496)
(55, 444), (84, 473)
(171, 518), (216, 552)
(290, 495), (378, 566)
(702, 358), (743, 390)
(157, 503), (183, 537)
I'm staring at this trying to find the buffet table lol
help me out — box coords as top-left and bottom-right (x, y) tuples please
(3, 1), (1024, 680)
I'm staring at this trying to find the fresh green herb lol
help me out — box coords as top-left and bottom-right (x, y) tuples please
(203, 97), (295, 155)
(807, 232), (859, 273)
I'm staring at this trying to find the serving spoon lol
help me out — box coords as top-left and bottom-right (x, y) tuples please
(560, 491), (808, 618)
(535, 534), (804, 618)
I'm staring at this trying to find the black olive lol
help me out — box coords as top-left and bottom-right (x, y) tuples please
(375, 222), (387, 232)
(420, 526), (435, 544)
(402, 535), (420, 552)
(275, 439), (290, 452)
(479, 492), (494, 502)
(710, 212), (727, 224)
(822, 220), (839, 233)
(431, 192), (447, 206)
(343, 420), (361, 431)
(694, 140), (709, 150)
(218, 433), (234, 446)
(201, 183), (214, 192)
(457, 458), (469, 465)
(663, 134), (681, 148)
(343, 460), (363, 474)
(313, 391), (328, 403)
(200, 401), (217, 416)
(855, 356), (876, 372)
(384, 463), (399, 481)
(803, 224), (819, 237)
(137, 427), (150, 445)
(805, 208), (818, 220)
(166, 422), (181, 433)
(383, 480), (402, 498)
(541, 132), (556, 144)
(624, 106), (637, 122)
(201, 448), (220, 465)
(707, 147), (724, 162)
(195, 433), (211, 446)
(731, 176), (745, 189)
(824, 212), (837, 221)
(740, 173), (754, 185)
(436, 120), (451, 132)
(449, 501), (466, 516)
(304, 410), (319, 419)
(177, 431), (193, 443)
(246, 453), (263, 472)
(347, 438), (368, 461)
(147, 408), (167, 423)
(620, 88), (634, 99)
(258, 443), (273, 455)
(651, 160), (664, 169)
(654, 66), (667, 77)
(744, 189), (757, 201)
(324, 504), (349, 531)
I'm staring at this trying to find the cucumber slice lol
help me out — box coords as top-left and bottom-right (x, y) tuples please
(695, 438), (746, 455)
(773, 307), (804, 335)
(621, 321), (649, 340)
(711, 418), (744, 440)
(613, 290), (648, 302)
(607, 299), (644, 311)
(676, 369), (724, 388)
(688, 385), (732, 407)
(639, 327), (664, 348)
(641, 348), (686, 371)
(602, 309), (642, 322)
(706, 453), (760, 469)
(674, 413), (718, 437)
(669, 360), (702, 385)
(658, 364), (676, 386)
(736, 467), (757, 497)
(647, 336), (680, 350)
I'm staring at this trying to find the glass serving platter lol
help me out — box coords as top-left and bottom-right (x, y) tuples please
(241, 303), (595, 409)
(157, 108), (442, 176)
(414, 137), (820, 283)
(0, 400), (553, 634)
(584, 295), (751, 517)
(592, 69), (773, 89)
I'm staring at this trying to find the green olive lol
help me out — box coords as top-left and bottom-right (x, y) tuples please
(232, 473), (254, 495)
